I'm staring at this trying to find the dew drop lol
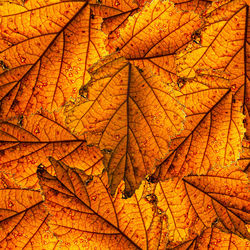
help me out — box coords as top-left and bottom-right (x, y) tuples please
(114, 0), (120, 6)
(114, 134), (120, 140)
(91, 195), (97, 201)
(8, 200), (14, 208)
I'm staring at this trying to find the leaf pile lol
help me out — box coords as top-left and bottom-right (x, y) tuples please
(0, 0), (249, 249)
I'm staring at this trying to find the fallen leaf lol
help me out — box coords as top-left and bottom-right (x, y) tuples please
(166, 227), (250, 249)
(107, 0), (202, 82)
(37, 157), (168, 249)
(90, 0), (140, 42)
(152, 75), (245, 180)
(0, 1), (107, 119)
(0, 111), (103, 189)
(0, 173), (58, 249)
(66, 54), (185, 196)
(239, 139), (250, 176)
(176, 0), (249, 136)
(151, 165), (250, 242)
(172, 0), (213, 13)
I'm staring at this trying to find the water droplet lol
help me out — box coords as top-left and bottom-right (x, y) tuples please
(8, 200), (14, 208)
(114, 134), (120, 140)
(114, 0), (120, 6)
(34, 126), (40, 134)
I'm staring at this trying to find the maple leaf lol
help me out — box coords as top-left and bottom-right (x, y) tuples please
(66, 54), (185, 197)
(152, 74), (245, 180)
(107, 0), (202, 82)
(0, 0), (107, 119)
(0, 173), (58, 249)
(0, 110), (104, 189)
(37, 157), (168, 249)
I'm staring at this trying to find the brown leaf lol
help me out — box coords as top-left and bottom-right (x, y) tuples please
(90, 0), (140, 41)
(172, 0), (213, 13)
(166, 227), (250, 249)
(176, 0), (249, 136)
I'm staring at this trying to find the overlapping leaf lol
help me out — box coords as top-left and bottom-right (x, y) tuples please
(166, 227), (250, 249)
(38, 158), (168, 249)
(152, 74), (245, 180)
(176, 0), (249, 135)
(150, 166), (250, 242)
(0, 0), (249, 248)
(66, 54), (185, 197)
(0, 173), (58, 249)
(239, 139), (250, 175)
(107, 0), (202, 82)
(90, 0), (141, 41)
(172, 0), (213, 13)
(0, 1), (107, 119)
(0, 110), (103, 189)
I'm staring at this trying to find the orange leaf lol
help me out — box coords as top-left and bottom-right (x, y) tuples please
(107, 0), (202, 82)
(152, 166), (250, 241)
(0, 1), (107, 119)
(0, 111), (103, 189)
(172, 0), (213, 13)
(37, 158), (168, 249)
(152, 75), (245, 180)
(166, 227), (250, 249)
(176, 0), (249, 135)
(66, 54), (185, 196)
(90, 0), (140, 40)
(0, 173), (58, 249)
(239, 139), (250, 176)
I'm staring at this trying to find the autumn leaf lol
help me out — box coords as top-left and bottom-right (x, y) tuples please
(37, 157), (168, 249)
(89, 0), (141, 42)
(0, 173), (58, 249)
(166, 227), (250, 249)
(172, 0), (214, 13)
(107, 0), (202, 82)
(0, 0), (249, 248)
(151, 74), (245, 180)
(0, 110), (103, 189)
(239, 139), (250, 175)
(176, 0), (249, 136)
(66, 54), (185, 197)
(150, 165), (250, 242)
(0, 0), (107, 119)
